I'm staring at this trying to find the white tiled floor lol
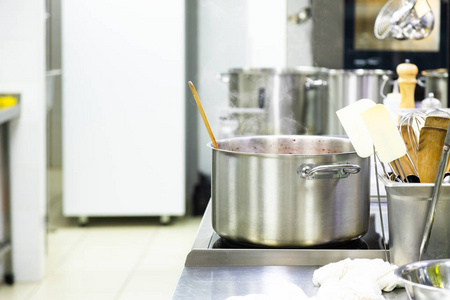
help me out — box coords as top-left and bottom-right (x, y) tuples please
(0, 169), (203, 300)
(0, 217), (202, 300)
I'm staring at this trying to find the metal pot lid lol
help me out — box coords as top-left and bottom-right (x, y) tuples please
(421, 68), (448, 78)
(226, 66), (330, 75)
(328, 69), (393, 75)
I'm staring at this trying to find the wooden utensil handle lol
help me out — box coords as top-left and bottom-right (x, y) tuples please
(188, 81), (219, 149)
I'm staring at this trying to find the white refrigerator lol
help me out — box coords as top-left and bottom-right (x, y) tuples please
(62, 0), (186, 223)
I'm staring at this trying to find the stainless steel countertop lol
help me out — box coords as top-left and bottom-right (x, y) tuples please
(172, 266), (407, 299)
(173, 200), (407, 299)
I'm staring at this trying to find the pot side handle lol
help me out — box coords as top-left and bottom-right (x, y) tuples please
(417, 76), (426, 87)
(298, 163), (361, 179)
(305, 77), (328, 90)
(217, 73), (230, 83)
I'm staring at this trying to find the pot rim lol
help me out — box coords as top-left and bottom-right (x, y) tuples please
(328, 69), (393, 75)
(421, 68), (448, 78)
(226, 67), (330, 75)
(207, 135), (358, 157)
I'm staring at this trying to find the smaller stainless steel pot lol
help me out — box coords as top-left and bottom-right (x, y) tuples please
(420, 69), (448, 107)
(218, 67), (329, 136)
(327, 69), (394, 135)
(209, 135), (370, 247)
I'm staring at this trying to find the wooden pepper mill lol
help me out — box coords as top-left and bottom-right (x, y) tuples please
(396, 59), (418, 109)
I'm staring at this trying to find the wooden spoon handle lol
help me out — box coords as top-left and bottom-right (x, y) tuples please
(188, 81), (219, 149)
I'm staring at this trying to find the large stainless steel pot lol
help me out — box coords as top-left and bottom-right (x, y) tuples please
(219, 67), (329, 136)
(327, 69), (394, 135)
(421, 69), (448, 107)
(209, 135), (370, 247)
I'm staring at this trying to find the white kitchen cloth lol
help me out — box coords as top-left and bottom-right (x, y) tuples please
(226, 258), (403, 300)
(311, 258), (404, 300)
(312, 275), (385, 300)
(312, 258), (403, 292)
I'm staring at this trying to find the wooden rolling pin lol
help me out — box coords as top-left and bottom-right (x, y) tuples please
(397, 60), (418, 109)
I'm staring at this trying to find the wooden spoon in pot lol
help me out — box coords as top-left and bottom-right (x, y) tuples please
(188, 81), (219, 149)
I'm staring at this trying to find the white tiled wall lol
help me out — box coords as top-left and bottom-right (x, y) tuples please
(0, 0), (47, 281)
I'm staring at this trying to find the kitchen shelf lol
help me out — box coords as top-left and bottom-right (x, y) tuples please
(0, 105), (20, 126)
(0, 242), (11, 258)
(0, 105), (18, 285)
(0, 241), (13, 284)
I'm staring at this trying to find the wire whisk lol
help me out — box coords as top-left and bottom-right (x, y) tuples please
(398, 111), (425, 162)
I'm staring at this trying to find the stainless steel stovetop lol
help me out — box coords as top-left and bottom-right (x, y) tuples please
(185, 199), (389, 267)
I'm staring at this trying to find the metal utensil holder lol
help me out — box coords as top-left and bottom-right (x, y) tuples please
(381, 175), (450, 266)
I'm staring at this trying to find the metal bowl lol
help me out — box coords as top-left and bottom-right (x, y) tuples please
(395, 259), (450, 299)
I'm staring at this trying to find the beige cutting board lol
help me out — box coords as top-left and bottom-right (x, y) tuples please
(417, 126), (450, 183)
